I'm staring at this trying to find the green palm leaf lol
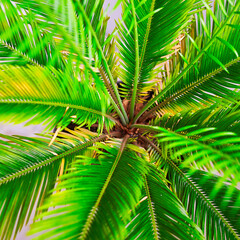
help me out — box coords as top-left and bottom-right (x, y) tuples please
(0, 130), (106, 239)
(189, 170), (240, 231)
(152, 102), (240, 134)
(166, 162), (240, 239)
(117, 0), (193, 115)
(146, 142), (240, 239)
(0, 65), (115, 131)
(134, 124), (240, 185)
(126, 166), (204, 240)
(134, 0), (240, 123)
(147, 61), (240, 118)
(1, 0), (128, 124)
(29, 139), (148, 239)
(0, 0), (65, 69)
(150, 9), (240, 116)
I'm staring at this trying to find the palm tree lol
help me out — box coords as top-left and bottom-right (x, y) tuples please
(0, 0), (240, 239)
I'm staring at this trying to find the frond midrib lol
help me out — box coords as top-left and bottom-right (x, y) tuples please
(148, 140), (240, 240)
(0, 99), (116, 122)
(143, 56), (240, 120)
(0, 40), (38, 66)
(0, 135), (108, 185)
(138, 0), (156, 74)
(129, 0), (140, 119)
(130, 0), (156, 118)
(144, 176), (160, 240)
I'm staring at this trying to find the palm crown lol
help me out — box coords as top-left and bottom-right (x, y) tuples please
(0, 0), (240, 239)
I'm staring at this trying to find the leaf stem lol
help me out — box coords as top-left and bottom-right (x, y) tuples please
(144, 176), (160, 240)
(0, 100), (117, 122)
(129, 0), (140, 120)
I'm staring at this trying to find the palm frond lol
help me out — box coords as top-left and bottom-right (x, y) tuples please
(117, 0), (193, 104)
(29, 139), (148, 239)
(126, 165), (204, 240)
(134, 124), (240, 186)
(151, 102), (240, 134)
(143, 60), (240, 119)
(148, 5), (240, 116)
(14, 0), (104, 41)
(166, 162), (240, 240)
(147, 141), (240, 239)
(0, 129), (105, 239)
(189, 170), (240, 231)
(1, 0), (128, 124)
(0, 65), (115, 132)
(70, 0), (128, 124)
(134, 0), (240, 123)
(0, 0), (65, 69)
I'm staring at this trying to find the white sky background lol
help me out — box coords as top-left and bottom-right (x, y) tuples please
(10, 1), (121, 239)
(0, 0), (121, 138)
